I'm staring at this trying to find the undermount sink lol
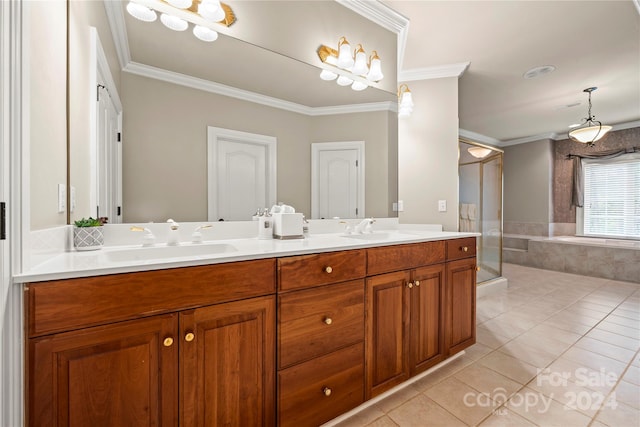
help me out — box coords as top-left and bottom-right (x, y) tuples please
(103, 243), (237, 262)
(341, 232), (416, 241)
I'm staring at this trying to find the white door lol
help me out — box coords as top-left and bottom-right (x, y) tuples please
(96, 79), (122, 223)
(312, 142), (365, 219)
(208, 127), (276, 221)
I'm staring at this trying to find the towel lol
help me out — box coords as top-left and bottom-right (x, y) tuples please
(468, 203), (477, 220)
(460, 203), (469, 220)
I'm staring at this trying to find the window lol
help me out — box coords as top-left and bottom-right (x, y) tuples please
(582, 154), (640, 239)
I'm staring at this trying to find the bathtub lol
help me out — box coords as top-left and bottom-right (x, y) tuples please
(547, 236), (640, 249)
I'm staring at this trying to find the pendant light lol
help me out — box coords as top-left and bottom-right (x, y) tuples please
(568, 87), (612, 146)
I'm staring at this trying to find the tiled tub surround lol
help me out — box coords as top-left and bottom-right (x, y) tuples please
(333, 263), (640, 427)
(503, 236), (640, 284)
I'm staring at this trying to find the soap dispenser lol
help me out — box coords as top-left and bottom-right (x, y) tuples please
(166, 219), (180, 246)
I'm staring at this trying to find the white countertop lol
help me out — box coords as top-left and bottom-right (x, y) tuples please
(15, 229), (478, 283)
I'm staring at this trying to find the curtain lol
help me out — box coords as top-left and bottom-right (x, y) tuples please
(566, 147), (640, 207)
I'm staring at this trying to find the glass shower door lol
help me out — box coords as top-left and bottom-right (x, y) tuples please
(480, 155), (502, 281)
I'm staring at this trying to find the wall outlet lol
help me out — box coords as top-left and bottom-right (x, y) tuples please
(397, 200), (404, 212)
(57, 184), (66, 213)
(438, 199), (447, 212)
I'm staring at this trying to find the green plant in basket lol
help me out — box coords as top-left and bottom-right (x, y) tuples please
(74, 217), (108, 227)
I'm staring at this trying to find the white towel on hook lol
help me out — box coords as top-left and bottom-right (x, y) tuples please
(468, 204), (477, 220)
(460, 203), (469, 220)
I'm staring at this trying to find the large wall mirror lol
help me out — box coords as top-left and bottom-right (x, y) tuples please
(65, 0), (399, 225)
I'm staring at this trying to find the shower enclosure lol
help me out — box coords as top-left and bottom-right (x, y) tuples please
(459, 140), (503, 283)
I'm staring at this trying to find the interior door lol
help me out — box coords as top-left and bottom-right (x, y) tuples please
(96, 78), (122, 223)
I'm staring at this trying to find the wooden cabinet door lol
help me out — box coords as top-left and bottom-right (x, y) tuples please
(446, 257), (477, 355)
(365, 271), (410, 398)
(409, 264), (446, 376)
(29, 314), (178, 427)
(180, 296), (275, 427)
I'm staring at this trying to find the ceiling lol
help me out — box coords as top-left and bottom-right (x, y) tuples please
(386, 0), (640, 144)
(116, 1), (639, 142)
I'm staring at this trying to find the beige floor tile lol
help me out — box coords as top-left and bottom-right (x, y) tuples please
(594, 400), (640, 427)
(562, 346), (628, 377)
(585, 328), (640, 351)
(506, 387), (592, 427)
(477, 407), (537, 426)
(497, 340), (558, 368)
(479, 351), (538, 385)
(332, 405), (386, 427)
(573, 300), (615, 314)
(510, 331), (571, 357)
(527, 373), (609, 417)
(463, 342), (494, 361)
(574, 336), (637, 363)
(411, 355), (474, 392)
(424, 377), (499, 426)
(454, 363), (522, 404)
(612, 308), (640, 321)
(546, 357), (618, 395)
(595, 320), (640, 339)
(527, 323), (583, 346)
(374, 383), (420, 414)
(547, 311), (601, 328)
(541, 318), (592, 335)
(476, 326), (512, 349)
(480, 317), (529, 340)
(364, 415), (399, 427)
(614, 380), (640, 409)
(387, 393), (466, 427)
(623, 365), (640, 386)
(605, 314), (640, 330)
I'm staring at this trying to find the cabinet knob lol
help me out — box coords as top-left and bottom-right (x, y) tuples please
(323, 317), (333, 325)
(407, 282), (413, 289)
(163, 337), (174, 347)
(415, 280), (420, 287)
(324, 266), (333, 274)
(476, 266), (481, 272)
(322, 387), (332, 397)
(461, 246), (469, 252)
(184, 332), (195, 342)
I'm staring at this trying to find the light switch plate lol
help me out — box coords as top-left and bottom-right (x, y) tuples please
(438, 200), (447, 212)
(57, 184), (66, 213)
(397, 200), (404, 212)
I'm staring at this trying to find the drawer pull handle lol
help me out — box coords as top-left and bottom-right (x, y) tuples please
(322, 387), (332, 397)
(461, 246), (469, 252)
(184, 332), (195, 342)
(415, 280), (420, 287)
(163, 337), (174, 347)
(323, 317), (333, 325)
(324, 266), (333, 274)
(476, 266), (481, 272)
(407, 282), (413, 289)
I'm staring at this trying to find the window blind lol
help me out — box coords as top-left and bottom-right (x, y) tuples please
(583, 157), (640, 238)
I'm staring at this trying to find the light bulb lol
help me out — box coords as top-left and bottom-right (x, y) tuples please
(351, 81), (368, 91)
(166, 0), (192, 9)
(193, 25), (219, 42)
(337, 75), (353, 86)
(126, 2), (157, 22)
(160, 13), (188, 31)
(319, 69), (338, 81)
(199, 0), (225, 22)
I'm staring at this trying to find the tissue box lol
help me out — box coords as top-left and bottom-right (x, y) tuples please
(272, 213), (304, 239)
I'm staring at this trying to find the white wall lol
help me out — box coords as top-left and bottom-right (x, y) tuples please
(398, 77), (459, 231)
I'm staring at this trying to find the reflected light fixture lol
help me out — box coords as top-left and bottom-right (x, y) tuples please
(125, 0), (236, 42)
(467, 146), (492, 159)
(398, 84), (414, 117)
(568, 87), (612, 146)
(317, 38), (384, 91)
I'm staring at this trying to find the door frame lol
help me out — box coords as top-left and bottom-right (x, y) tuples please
(207, 126), (277, 221)
(311, 141), (365, 219)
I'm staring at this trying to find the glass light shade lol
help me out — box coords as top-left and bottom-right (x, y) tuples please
(467, 147), (492, 158)
(569, 124), (612, 143)
(336, 75), (354, 86)
(319, 69), (338, 81)
(367, 56), (383, 81)
(399, 91), (414, 109)
(193, 25), (219, 42)
(398, 107), (412, 118)
(198, 0), (224, 22)
(160, 13), (188, 31)
(126, 2), (157, 22)
(337, 41), (354, 69)
(351, 81), (368, 91)
(166, 0), (192, 9)
(352, 48), (368, 75)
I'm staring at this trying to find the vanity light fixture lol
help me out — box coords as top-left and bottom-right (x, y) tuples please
(398, 84), (414, 117)
(467, 146), (492, 159)
(568, 87), (612, 146)
(317, 38), (384, 92)
(125, 0), (236, 42)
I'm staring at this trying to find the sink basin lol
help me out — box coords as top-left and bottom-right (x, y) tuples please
(103, 243), (237, 262)
(341, 232), (416, 241)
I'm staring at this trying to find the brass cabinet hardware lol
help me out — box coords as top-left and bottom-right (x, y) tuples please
(461, 246), (469, 252)
(322, 387), (332, 397)
(323, 317), (333, 325)
(407, 282), (413, 289)
(163, 337), (174, 347)
(184, 332), (195, 342)
(324, 266), (333, 274)
(415, 280), (420, 287)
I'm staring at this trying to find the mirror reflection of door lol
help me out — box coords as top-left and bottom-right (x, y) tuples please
(312, 142), (365, 219)
(207, 127), (276, 221)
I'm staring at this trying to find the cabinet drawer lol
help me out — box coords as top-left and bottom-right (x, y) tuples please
(279, 280), (364, 369)
(278, 342), (364, 427)
(367, 241), (445, 275)
(27, 259), (276, 337)
(446, 237), (477, 260)
(277, 250), (366, 291)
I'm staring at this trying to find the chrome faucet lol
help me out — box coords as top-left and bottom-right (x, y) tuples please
(354, 218), (375, 234)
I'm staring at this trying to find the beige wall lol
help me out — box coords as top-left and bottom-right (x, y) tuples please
(398, 77), (459, 231)
(503, 139), (553, 225)
(29, 0), (67, 230)
(121, 73), (395, 222)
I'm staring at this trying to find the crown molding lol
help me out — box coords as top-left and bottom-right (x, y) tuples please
(335, 0), (410, 72)
(634, 0), (640, 15)
(103, 0), (131, 70)
(500, 132), (559, 147)
(310, 101), (397, 116)
(458, 129), (502, 146)
(400, 62), (470, 82)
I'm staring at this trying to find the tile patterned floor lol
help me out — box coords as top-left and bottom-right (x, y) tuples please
(336, 263), (640, 427)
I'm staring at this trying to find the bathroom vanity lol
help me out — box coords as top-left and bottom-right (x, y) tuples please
(22, 233), (476, 427)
